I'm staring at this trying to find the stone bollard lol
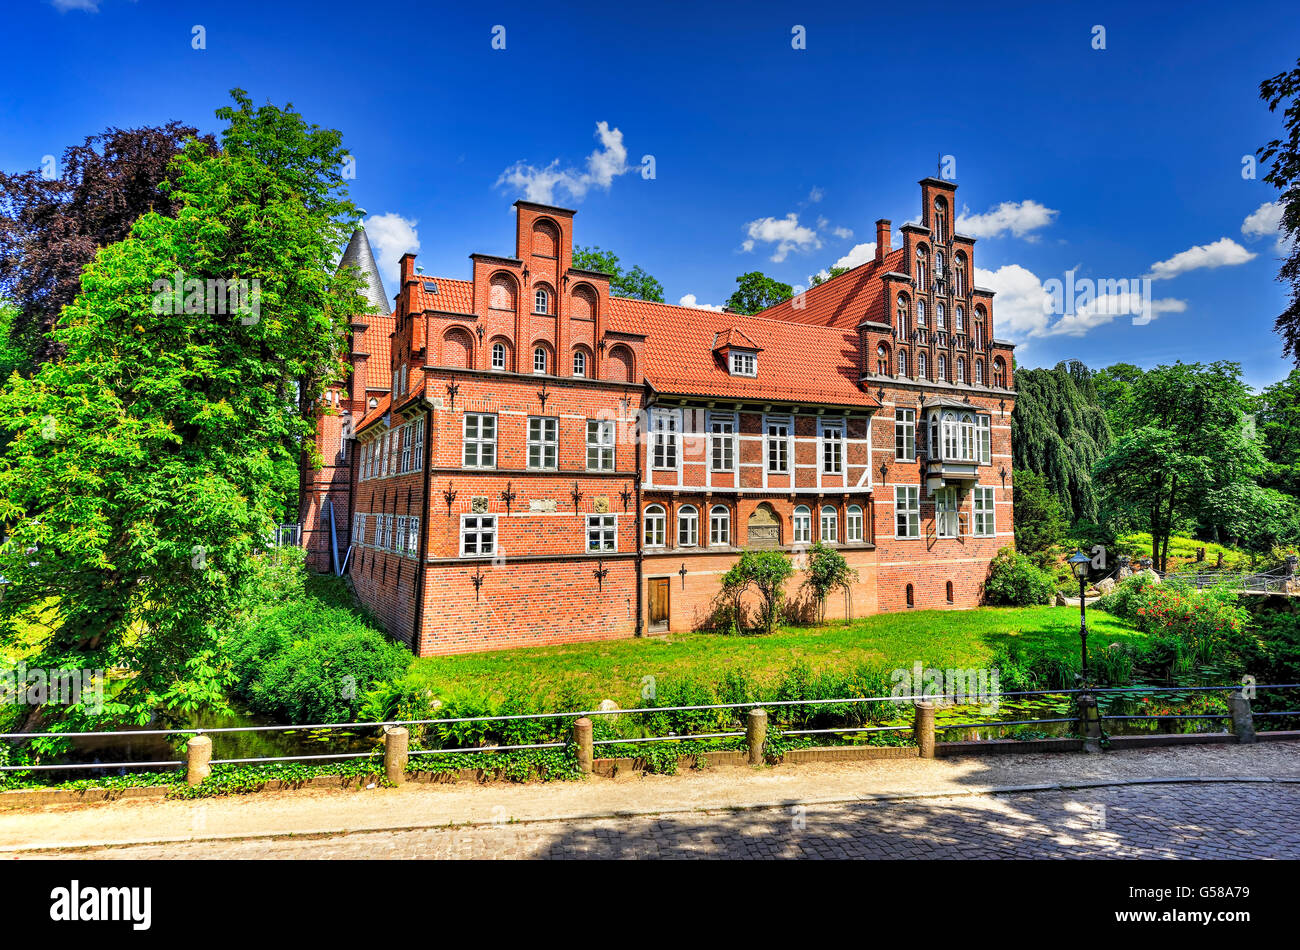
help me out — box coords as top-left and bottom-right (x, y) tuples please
(573, 717), (594, 775)
(1229, 690), (1256, 744)
(383, 726), (409, 785)
(1079, 693), (1103, 754)
(186, 734), (212, 786)
(914, 701), (935, 759)
(746, 709), (767, 766)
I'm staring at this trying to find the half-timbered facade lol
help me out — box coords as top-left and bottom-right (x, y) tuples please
(300, 177), (1017, 655)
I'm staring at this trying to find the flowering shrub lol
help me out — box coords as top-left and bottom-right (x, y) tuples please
(1126, 582), (1253, 676)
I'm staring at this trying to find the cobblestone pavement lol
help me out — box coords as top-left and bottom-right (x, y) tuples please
(26, 782), (1300, 859)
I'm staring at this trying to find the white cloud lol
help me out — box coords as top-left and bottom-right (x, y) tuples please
(51, 0), (99, 11)
(741, 212), (821, 262)
(808, 187), (824, 203)
(975, 264), (1053, 338)
(364, 212), (420, 293)
(956, 200), (1059, 241)
(1242, 200), (1292, 255)
(1045, 295), (1187, 337)
(678, 293), (724, 312)
(496, 121), (631, 204)
(1146, 237), (1256, 280)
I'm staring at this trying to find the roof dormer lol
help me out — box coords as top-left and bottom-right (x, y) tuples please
(713, 328), (762, 377)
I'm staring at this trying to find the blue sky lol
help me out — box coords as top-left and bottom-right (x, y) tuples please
(3, 0), (1298, 387)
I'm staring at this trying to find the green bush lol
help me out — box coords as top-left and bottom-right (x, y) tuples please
(225, 602), (411, 724)
(983, 547), (1056, 606)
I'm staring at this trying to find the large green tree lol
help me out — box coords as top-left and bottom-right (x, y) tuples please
(0, 91), (362, 728)
(726, 272), (793, 315)
(1257, 58), (1300, 362)
(1011, 360), (1113, 523)
(571, 246), (664, 302)
(1093, 361), (1261, 571)
(0, 122), (215, 368)
(1256, 368), (1300, 498)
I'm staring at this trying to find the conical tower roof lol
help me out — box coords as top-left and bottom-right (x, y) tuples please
(338, 225), (391, 316)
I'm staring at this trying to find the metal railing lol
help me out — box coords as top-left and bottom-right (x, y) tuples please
(2, 685), (1298, 775)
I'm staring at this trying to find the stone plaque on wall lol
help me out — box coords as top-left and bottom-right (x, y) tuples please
(529, 498), (557, 513)
(747, 504), (780, 549)
(471, 496), (488, 513)
(594, 495), (610, 513)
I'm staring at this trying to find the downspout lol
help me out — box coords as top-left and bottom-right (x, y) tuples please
(412, 399), (435, 655)
(634, 386), (645, 637)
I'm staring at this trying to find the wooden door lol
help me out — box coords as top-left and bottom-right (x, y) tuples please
(648, 577), (670, 629)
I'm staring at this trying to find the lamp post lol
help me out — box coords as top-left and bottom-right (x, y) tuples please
(1068, 550), (1092, 685)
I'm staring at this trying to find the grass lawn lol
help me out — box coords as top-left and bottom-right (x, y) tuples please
(408, 606), (1145, 706)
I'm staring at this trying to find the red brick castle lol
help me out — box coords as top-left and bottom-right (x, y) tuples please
(299, 177), (1017, 656)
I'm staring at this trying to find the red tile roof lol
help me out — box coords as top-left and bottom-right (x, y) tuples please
(356, 392), (391, 432)
(610, 297), (877, 408)
(754, 248), (905, 329)
(410, 277), (474, 314)
(356, 313), (396, 392)
(713, 327), (761, 352)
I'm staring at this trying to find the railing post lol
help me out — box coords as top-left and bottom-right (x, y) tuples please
(1229, 689), (1256, 744)
(1079, 692), (1103, 753)
(383, 726), (409, 785)
(746, 708), (767, 765)
(913, 701), (935, 758)
(186, 734), (212, 786)
(573, 717), (594, 774)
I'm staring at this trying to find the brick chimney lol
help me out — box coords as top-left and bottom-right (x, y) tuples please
(875, 219), (891, 263)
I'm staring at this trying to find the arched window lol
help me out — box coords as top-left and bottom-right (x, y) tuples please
(973, 319), (984, 349)
(955, 255), (967, 296)
(946, 580), (954, 604)
(941, 411), (958, 458)
(897, 349), (909, 377)
(936, 302), (946, 330)
(917, 351), (928, 380)
(933, 196), (947, 242)
(975, 359), (984, 386)
(916, 299), (926, 327)
(608, 344), (634, 383)
(572, 349), (587, 377)
(710, 505), (730, 546)
(491, 342), (507, 371)
(906, 583), (915, 608)
(820, 505), (838, 543)
(643, 505), (666, 547)
(955, 305), (965, 334)
(960, 413), (976, 459)
(534, 287), (550, 314)
(993, 357), (1006, 388)
(935, 250), (945, 278)
(533, 346), (548, 374)
(792, 505), (812, 544)
(876, 343), (889, 376)
(677, 505), (699, 547)
(956, 356), (966, 384)
(916, 246), (928, 289)
(896, 295), (910, 337)
(489, 272), (517, 311)
(937, 353), (947, 381)
(847, 505), (863, 542)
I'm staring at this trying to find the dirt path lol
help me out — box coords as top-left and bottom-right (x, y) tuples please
(2, 743), (1296, 854)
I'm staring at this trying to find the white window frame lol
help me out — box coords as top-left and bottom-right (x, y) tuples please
(729, 350), (757, 377)
(399, 424), (413, 473)
(792, 505), (811, 544)
(677, 505), (699, 547)
(410, 417), (424, 472)
(528, 416), (558, 470)
(847, 505), (863, 543)
(463, 413), (497, 469)
(586, 419), (615, 471)
(459, 514), (497, 557)
(573, 350), (587, 377)
(765, 416), (791, 474)
(586, 514), (617, 553)
(651, 408), (680, 471)
(895, 408), (916, 462)
(534, 288), (549, 314)
(978, 415), (991, 464)
(973, 486), (995, 537)
(407, 516), (420, 556)
(491, 342), (506, 371)
(820, 418), (844, 474)
(820, 505), (838, 543)
(644, 504), (666, 547)
(396, 515), (408, 555)
(709, 412), (735, 472)
(533, 346), (547, 374)
(935, 486), (960, 539)
(709, 505), (730, 546)
(894, 486), (920, 539)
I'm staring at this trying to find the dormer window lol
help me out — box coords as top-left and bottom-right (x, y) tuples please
(729, 350), (757, 376)
(534, 288), (550, 314)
